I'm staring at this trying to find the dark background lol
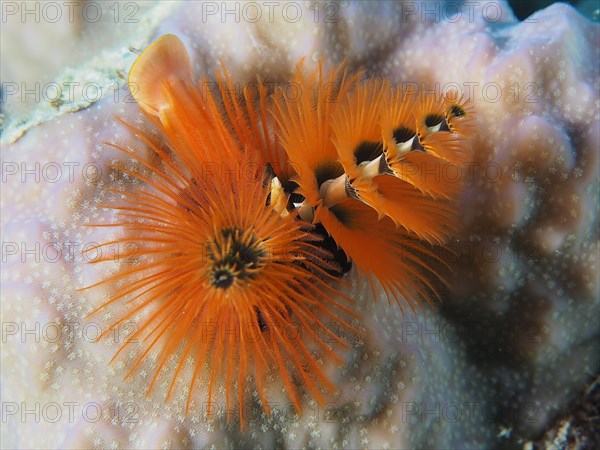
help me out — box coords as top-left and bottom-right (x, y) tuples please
(509, 0), (579, 20)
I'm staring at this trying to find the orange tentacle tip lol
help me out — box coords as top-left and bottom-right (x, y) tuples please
(84, 33), (476, 427)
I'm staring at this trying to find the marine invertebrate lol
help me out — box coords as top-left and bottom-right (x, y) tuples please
(84, 29), (472, 425)
(82, 35), (357, 426)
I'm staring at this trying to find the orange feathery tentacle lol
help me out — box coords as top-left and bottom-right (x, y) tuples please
(411, 90), (470, 165)
(330, 80), (459, 242)
(316, 198), (448, 311)
(273, 60), (362, 208)
(443, 89), (475, 136)
(212, 68), (292, 181)
(128, 34), (193, 117)
(380, 88), (465, 199)
(331, 78), (386, 176)
(128, 34), (236, 171)
(364, 175), (459, 243)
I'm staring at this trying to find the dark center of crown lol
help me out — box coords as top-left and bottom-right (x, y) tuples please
(424, 114), (445, 128)
(314, 161), (345, 188)
(353, 140), (384, 165)
(392, 126), (416, 144)
(208, 227), (266, 289)
(212, 269), (235, 289)
(449, 104), (465, 118)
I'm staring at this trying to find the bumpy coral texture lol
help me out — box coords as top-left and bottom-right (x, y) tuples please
(1, 1), (598, 448)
